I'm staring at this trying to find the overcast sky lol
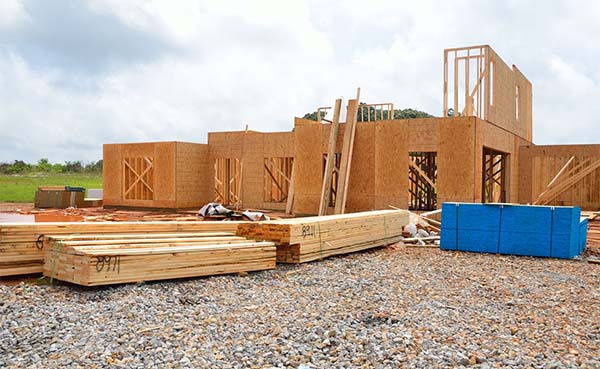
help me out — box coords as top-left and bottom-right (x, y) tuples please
(1, 0), (599, 163)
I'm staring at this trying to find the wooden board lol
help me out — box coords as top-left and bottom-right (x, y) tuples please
(519, 144), (600, 209)
(237, 209), (409, 263)
(0, 221), (242, 276)
(335, 90), (360, 214)
(43, 233), (275, 286)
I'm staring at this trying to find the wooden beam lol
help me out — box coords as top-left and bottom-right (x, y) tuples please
(319, 98), (342, 216)
(334, 88), (361, 215)
(546, 156), (576, 189)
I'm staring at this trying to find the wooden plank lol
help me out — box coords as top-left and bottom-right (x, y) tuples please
(334, 88), (361, 214)
(43, 235), (276, 286)
(535, 158), (600, 205)
(285, 161), (296, 215)
(0, 221), (243, 277)
(319, 98), (342, 216)
(237, 209), (409, 263)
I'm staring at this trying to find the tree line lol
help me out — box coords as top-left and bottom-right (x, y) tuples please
(0, 159), (103, 175)
(303, 105), (434, 121)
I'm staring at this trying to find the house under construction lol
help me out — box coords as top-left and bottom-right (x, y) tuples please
(102, 45), (600, 214)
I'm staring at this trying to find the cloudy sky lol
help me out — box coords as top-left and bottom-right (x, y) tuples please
(1, 0), (599, 163)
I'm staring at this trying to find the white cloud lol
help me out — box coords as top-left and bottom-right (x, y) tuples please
(1, 0), (600, 163)
(0, 0), (29, 29)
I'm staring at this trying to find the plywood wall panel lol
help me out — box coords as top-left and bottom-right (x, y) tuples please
(374, 120), (409, 209)
(175, 142), (211, 208)
(346, 123), (375, 212)
(437, 117), (477, 204)
(102, 144), (122, 206)
(292, 120), (324, 214)
(518, 144), (600, 209)
(408, 118), (439, 152)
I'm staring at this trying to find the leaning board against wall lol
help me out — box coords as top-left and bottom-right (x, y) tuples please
(518, 144), (600, 209)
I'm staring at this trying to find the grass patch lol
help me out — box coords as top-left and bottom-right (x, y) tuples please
(0, 174), (102, 202)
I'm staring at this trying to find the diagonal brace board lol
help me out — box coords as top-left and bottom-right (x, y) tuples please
(409, 160), (437, 192)
(534, 158), (600, 205)
(123, 157), (154, 197)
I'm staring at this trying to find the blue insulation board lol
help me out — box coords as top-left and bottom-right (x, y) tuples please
(440, 203), (587, 259)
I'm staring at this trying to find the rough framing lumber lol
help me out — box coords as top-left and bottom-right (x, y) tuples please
(519, 145), (600, 208)
(443, 45), (532, 141)
(534, 158), (600, 205)
(409, 160), (437, 192)
(334, 88), (361, 214)
(0, 221), (242, 276)
(285, 161), (296, 215)
(43, 233), (275, 286)
(237, 209), (409, 263)
(319, 98), (342, 216)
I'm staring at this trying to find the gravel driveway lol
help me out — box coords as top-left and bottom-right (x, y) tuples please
(1, 246), (598, 368)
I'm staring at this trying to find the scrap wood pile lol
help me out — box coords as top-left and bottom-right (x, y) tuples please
(0, 221), (242, 277)
(237, 209), (409, 263)
(43, 232), (275, 286)
(399, 209), (441, 248)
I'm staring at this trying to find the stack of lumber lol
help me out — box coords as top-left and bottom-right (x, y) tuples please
(586, 220), (600, 255)
(43, 232), (275, 286)
(0, 221), (242, 276)
(237, 209), (409, 263)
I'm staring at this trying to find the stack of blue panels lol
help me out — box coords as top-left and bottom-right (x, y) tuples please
(440, 203), (587, 259)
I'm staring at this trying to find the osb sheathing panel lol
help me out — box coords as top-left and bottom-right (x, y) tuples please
(437, 117), (477, 204)
(486, 48), (533, 142)
(293, 119), (376, 214)
(519, 144), (600, 209)
(103, 142), (177, 208)
(175, 142), (211, 208)
(374, 120), (409, 209)
(293, 118), (440, 214)
(474, 119), (529, 203)
(292, 120), (325, 214)
(207, 130), (295, 210)
(102, 144), (122, 205)
(407, 118), (439, 152)
(295, 117), (486, 214)
(345, 123), (376, 212)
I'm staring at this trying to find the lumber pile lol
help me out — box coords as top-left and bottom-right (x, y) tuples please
(43, 232), (275, 286)
(0, 221), (242, 276)
(237, 209), (409, 263)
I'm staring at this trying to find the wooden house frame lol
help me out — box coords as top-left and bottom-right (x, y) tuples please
(102, 45), (600, 212)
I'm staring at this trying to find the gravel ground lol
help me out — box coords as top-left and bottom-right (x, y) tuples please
(1, 246), (599, 369)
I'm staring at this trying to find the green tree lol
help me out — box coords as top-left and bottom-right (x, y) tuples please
(303, 105), (434, 122)
(36, 158), (52, 172)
